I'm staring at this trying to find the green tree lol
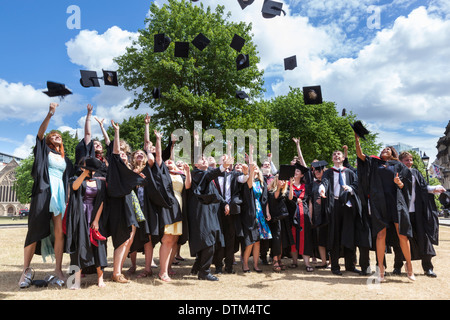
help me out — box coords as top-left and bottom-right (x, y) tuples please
(265, 87), (381, 166)
(105, 114), (158, 152)
(115, 0), (264, 134)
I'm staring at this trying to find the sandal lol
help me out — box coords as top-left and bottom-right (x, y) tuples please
(288, 263), (298, 268)
(137, 270), (152, 279)
(306, 266), (314, 272)
(272, 262), (282, 272)
(158, 273), (172, 282)
(19, 267), (34, 289)
(111, 274), (129, 283)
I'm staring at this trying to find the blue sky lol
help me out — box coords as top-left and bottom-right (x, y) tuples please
(1, 0), (449, 164)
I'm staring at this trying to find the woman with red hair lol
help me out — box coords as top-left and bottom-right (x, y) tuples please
(19, 103), (74, 288)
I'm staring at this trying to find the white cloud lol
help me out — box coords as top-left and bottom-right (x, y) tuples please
(0, 79), (82, 124)
(66, 26), (139, 71)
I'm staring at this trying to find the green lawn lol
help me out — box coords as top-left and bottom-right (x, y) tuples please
(0, 216), (28, 225)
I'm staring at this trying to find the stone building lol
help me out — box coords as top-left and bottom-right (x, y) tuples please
(435, 121), (450, 189)
(0, 153), (28, 216)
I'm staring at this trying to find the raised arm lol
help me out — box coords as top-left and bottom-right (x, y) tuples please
(95, 116), (111, 146)
(144, 113), (151, 149)
(355, 133), (366, 161)
(292, 137), (307, 167)
(154, 130), (163, 167)
(111, 120), (120, 154)
(247, 144), (255, 189)
(183, 162), (191, 190)
(84, 104), (93, 145)
(37, 103), (58, 140)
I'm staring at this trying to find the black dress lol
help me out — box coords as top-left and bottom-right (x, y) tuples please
(24, 136), (74, 254)
(357, 156), (413, 246)
(65, 178), (108, 272)
(104, 153), (145, 249)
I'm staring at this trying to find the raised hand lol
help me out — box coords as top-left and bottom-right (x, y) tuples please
(87, 104), (93, 115)
(111, 120), (119, 131)
(49, 102), (59, 115)
(94, 116), (105, 127)
(144, 113), (151, 125)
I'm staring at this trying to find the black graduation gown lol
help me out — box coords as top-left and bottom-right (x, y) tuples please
(150, 161), (187, 244)
(186, 167), (224, 257)
(74, 138), (108, 178)
(65, 178), (108, 271)
(410, 168), (439, 257)
(321, 167), (363, 251)
(24, 136), (74, 253)
(212, 170), (245, 241)
(240, 180), (268, 247)
(286, 183), (314, 256)
(357, 156), (413, 245)
(105, 153), (146, 249)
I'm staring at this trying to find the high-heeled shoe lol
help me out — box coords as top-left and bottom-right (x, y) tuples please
(92, 228), (106, 241)
(405, 264), (416, 281)
(89, 230), (98, 247)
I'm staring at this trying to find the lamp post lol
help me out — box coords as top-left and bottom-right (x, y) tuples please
(422, 152), (430, 184)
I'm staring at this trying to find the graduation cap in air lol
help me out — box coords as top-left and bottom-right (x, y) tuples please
(237, 0), (255, 9)
(439, 191), (450, 208)
(278, 164), (296, 181)
(43, 81), (72, 98)
(175, 42), (190, 58)
(295, 161), (310, 174)
(230, 34), (245, 52)
(342, 108), (347, 117)
(236, 90), (249, 99)
(152, 87), (162, 99)
(284, 55), (297, 70)
(192, 33), (210, 51)
(311, 160), (328, 171)
(80, 70), (100, 88)
(303, 85), (323, 105)
(154, 33), (171, 52)
(80, 70), (118, 88)
(236, 54), (250, 71)
(262, 0), (286, 18)
(102, 70), (118, 86)
(350, 120), (370, 140)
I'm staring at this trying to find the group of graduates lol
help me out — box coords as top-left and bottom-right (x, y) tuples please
(18, 103), (446, 289)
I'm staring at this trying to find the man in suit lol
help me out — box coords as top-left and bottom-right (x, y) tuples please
(212, 155), (249, 274)
(319, 150), (363, 275)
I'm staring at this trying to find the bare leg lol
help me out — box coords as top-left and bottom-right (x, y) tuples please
(395, 223), (415, 280)
(19, 242), (36, 284)
(52, 214), (65, 280)
(242, 244), (253, 271)
(159, 234), (178, 280)
(376, 228), (387, 281)
(252, 241), (261, 271)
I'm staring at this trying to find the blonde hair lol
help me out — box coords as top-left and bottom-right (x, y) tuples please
(131, 150), (148, 173)
(253, 165), (265, 185)
(268, 174), (288, 196)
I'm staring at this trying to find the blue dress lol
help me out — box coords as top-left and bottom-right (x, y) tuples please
(48, 152), (67, 217)
(253, 180), (272, 240)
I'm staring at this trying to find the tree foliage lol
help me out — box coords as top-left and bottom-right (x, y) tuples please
(115, 0), (264, 135)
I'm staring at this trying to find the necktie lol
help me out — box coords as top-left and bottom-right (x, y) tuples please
(338, 169), (344, 186)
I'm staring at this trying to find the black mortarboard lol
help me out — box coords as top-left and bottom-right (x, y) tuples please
(80, 70), (100, 88)
(311, 160), (328, 170)
(230, 34), (245, 52)
(192, 33), (210, 51)
(174, 42), (190, 58)
(102, 70), (118, 86)
(303, 85), (322, 105)
(262, 0), (286, 18)
(295, 162), (310, 174)
(43, 81), (72, 98)
(76, 157), (103, 172)
(152, 87), (161, 99)
(278, 164), (296, 181)
(237, 0), (255, 10)
(439, 191), (450, 208)
(236, 54), (250, 71)
(236, 90), (249, 99)
(284, 55), (297, 70)
(154, 33), (171, 52)
(350, 120), (370, 140)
